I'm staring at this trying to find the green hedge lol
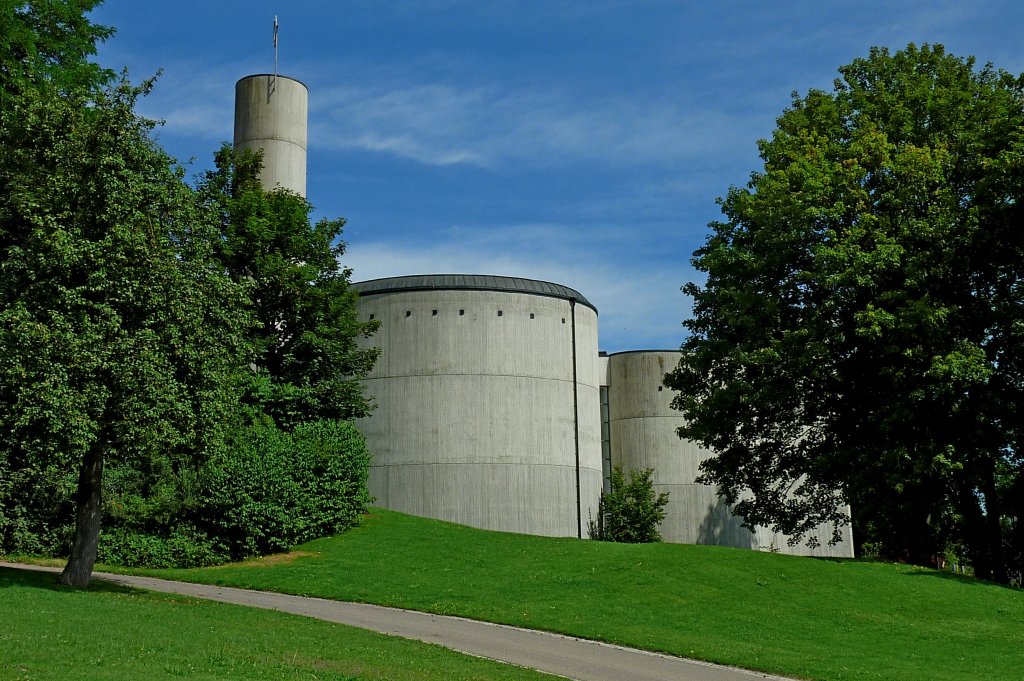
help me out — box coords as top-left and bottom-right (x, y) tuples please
(2, 419), (374, 568)
(192, 419), (373, 560)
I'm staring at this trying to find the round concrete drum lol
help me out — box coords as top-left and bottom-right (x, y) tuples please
(353, 275), (603, 538)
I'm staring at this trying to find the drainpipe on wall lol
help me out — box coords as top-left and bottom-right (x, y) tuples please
(570, 299), (581, 538)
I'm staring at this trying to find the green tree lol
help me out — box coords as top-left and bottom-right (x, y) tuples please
(665, 44), (1024, 582)
(0, 2), (374, 578)
(0, 1), (118, 567)
(198, 146), (379, 428)
(0, 0), (113, 99)
(588, 466), (669, 543)
(0, 74), (249, 586)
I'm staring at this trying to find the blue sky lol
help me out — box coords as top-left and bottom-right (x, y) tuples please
(90, 1), (1024, 352)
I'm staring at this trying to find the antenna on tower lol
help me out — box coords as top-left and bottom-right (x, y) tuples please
(270, 15), (279, 98)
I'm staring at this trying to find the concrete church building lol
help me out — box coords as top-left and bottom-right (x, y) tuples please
(235, 72), (854, 558)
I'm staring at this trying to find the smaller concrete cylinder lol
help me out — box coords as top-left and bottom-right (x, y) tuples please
(234, 74), (308, 197)
(606, 350), (854, 557)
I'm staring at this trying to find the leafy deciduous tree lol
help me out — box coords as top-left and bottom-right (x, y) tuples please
(0, 0), (113, 99)
(0, 77), (249, 586)
(665, 44), (1024, 582)
(1, 2), (378, 580)
(199, 146), (379, 429)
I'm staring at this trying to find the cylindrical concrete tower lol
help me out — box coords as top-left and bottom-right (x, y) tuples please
(607, 351), (751, 546)
(352, 275), (603, 538)
(234, 74), (308, 197)
(606, 350), (854, 557)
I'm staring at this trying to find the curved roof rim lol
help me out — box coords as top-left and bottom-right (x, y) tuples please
(351, 274), (597, 313)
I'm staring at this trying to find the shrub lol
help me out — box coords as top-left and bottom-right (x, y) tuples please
(193, 419), (373, 560)
(589, 466), (669, 543)
(2, 418), (374, 567)
(0, 460), (76, 556)
(97, 526), (223, 568)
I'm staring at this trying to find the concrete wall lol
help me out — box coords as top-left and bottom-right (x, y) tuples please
(355, 287), (603, 537)
(606, 350), (855, 557)
(234, 74), (308, 197)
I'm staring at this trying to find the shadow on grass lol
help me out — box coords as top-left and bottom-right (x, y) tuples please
(0, 565), (136, 594)
(899, 568), (1024, 591)
(811, 556), (1020, 591)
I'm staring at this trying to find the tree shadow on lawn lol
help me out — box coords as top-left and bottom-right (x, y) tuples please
(899, 568), (1022, 591)
(804, 556), (1020, 592)
(0, 565), (136, 594)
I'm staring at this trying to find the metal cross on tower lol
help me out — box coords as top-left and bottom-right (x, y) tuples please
(270, 15), (279, 98)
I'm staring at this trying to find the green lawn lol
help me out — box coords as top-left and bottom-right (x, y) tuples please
(0, 566), (559, 681)
(132, 508), (1023, 681)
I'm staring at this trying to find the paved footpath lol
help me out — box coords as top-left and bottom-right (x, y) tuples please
(3, 561), (793, 681)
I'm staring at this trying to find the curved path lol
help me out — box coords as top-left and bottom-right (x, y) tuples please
(3, 562), (792, 681)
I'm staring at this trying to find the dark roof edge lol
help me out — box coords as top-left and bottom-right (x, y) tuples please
(351, 274), (597, 313)
(236, 74), (308, 89)
(604, 349), (683, 357)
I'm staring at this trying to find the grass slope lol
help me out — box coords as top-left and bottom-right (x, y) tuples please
(0, 566), (559, 681)
(141, 509), (1024, 681)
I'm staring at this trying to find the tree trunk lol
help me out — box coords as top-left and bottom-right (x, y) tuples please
(980, 463), (1008, 584)
(60, 444), (104, 588)
(960, 464), (1009, 584)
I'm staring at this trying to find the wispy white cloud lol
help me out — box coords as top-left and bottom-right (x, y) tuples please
(343, 220), (697, 351)
(128, 60), (243, 164)
(312, 79), (760, 170)
(129, 56), (757, 178)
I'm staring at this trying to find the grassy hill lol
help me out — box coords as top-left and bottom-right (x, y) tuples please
(140, 508), (1022, 681)
(6, 509), (1022, 680)
(0, 566), (559, 680)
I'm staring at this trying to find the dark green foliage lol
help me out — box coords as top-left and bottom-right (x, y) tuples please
(0, 69), (250, 585)
(89, 420), (373, 566)
(665, 44), (1024, 581)
(0, 3), (379, 576)
(0, 0), (114, 100)
(0, 0), (116, 563)
(0, 454), (76, 555)
(96, 525), (222, 569)
(588, 466), (669, 543)
(199, 146), (380, 428)
(193, 420), (373, 560)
